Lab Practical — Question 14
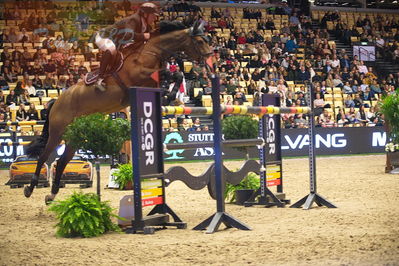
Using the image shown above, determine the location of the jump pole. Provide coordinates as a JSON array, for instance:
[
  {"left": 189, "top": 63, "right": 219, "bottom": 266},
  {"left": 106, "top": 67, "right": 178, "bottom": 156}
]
[
  {"left": 290, "top": 82, "right": 337, "bottom": 210},
  {"left": 192, "top": 75, "right": 251, "bottom": 233}
]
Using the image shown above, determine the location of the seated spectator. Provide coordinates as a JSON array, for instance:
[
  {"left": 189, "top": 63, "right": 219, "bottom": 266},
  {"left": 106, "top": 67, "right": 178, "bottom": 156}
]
[
  {"left": 14, "top": 81, "right": 24, "bottom": 96},
  {"left": 343, "top": 81, "right": 354, "bottom": 94},
  {"left": 357, "top": 61, "right": 368, "bottom": 74},
  {"left": 361, "top": 87, "right": 375, "bottom": 101},
  {"left": 355, "top": 105, "right": 369, "bottom": 126},
  {"left": 19, "top": 89, "right": 30, "bottom": 105},
  {"left": 32, "top": 74, "right": 43, "bottom": 90},
  {"left": 6, "top": 90, "right": 19, "bottom": 106},
  {"left": 345, "top": 107, "right": 358, "bottom": 123},
  {"left": 17, "top": 28, "right": 31, "bottom": 42},
  {"left": 233, "top": 91, "right": 246, "bottom": 105},
  {"left": 8, "top": 28, "right": 19, "bottom": 43},
  {"left": 322, "top": 44, "right": 332, "bottom": 56},
  {"left": 211, "top": 7, "right": 221, "bottom": 19},
  {"left": 369, "top": 80, "right": 381, "bottom": 94},
  {"left": 287, "top": 65, "right": 299, "bottom": 81},
  {"left": 337, "top": 112, "right": 349, "bottom": 126},
  {"left": 0, "top": 113, "right": 9, "bottom": 132},
  {"left": 0, "top": 91, "right": 4, "bottom": 104},
  {"left": 313, "top": 92, "right": 325, "bottom": 116},
  {"left": 1, "top": 47, "right": 12, "bottom": 65},
  {"left": 0, "top": 75, "right": 9, "bottom": 90},
  {"left": 366, "top": 106, "right": 377, "bottom": 125},
  {"left": 285, "top": 92, "right": 295, "bottom": 107},
  {"left": 332, "top": 74, "right": 343, "bottom": 88},
  {"left": 251, "top": 68, "right": 263, "bottom": 82},
  {"left": 351, "top": 80, "right": 360, "bottom": 93},
  {"left": 344, "top": 94, "right": 355, "bottom": 108},
  {"left": 285, "top": 36, "right": 298, "bottom": 53},
  {"left": 237, "top": 33, "right": 247, "bottom": 47},
  {"left": 47, "top": 39, "right": 57, "bottom": 54},
  {"left": 29, "top": 59, "right": 44, "bottom": 75},
  {"left": 225, "top": 95, "right": 233, "bottom": 105},
  {"left": 27, "top": 103, "right": 39, "bottom": 121},
  {"left": 322, "top": 115, "right": 335, "bottom": 128},
  {"left": 21, "top": 47, "right": 32, "bottom": 64},
  {"left": 189, "top": 118, "right": 202, "bottom": 131},
  {"left": 40, "top": 102, "right": 49, "bottom": 121},
  {"left": 284, "top": 116, "right": 295, "bottom": 129},
  {"left": 298, "top": 66, "right": 310, "bottom": 82},
  {"left": 178, "top": 119, "right": 191, "bottom": 131},
  {"left": 25, "top": 80, "right": 36, "bottom": 97},
  {"left": 43, "top": 73, "right": 56, "bottom": 90},
  {"left": 16, "top": 103, "right": 28, "bottom": 121},
  {"left": 294, "top": 113, "right": 307, "bottom": 126},
  {"left": 353, "top": 93, "right": 365, "bottom": 108},
  {"left": 330, "top": 55, "right": 340, "bottom": 68},
  {"left": 318, "top": 109, "right": 329, "bottom": 125}
]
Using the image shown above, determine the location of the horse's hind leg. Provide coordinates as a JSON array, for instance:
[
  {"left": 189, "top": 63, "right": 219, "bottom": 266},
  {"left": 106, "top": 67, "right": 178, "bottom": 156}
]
[
  {"left": 24, "top": 134, "right": 62, "bottom": 198},
  {"left": 45, "top": 144, "right": 76, "bottom": 204}
]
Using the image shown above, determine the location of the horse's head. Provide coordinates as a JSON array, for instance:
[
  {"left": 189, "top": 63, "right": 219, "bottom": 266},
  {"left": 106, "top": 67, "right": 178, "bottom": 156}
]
[{"left": 185, "top": 20, "right": 213, "bottom": 62}]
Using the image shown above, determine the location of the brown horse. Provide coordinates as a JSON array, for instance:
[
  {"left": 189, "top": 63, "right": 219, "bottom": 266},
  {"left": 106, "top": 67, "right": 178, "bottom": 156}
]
[{"left": 24, "top": 21, "right": 212, "bottom": 204}]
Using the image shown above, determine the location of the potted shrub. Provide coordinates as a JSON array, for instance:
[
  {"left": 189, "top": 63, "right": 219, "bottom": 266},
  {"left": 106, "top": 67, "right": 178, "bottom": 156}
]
[
  {"left": 224, "top": 172, "right": 260, "bottom": 205},
  {"left": 222, "top": 115, "right": 259, "bottom": 204},
  {"left": 64, "top": 113, "right": 131, "bottom": 199},
  {"left": 380, "top": 92, "right": 399, "bottom": 172},
  {"left": 48, "top": 191, "right": 121, "bottom": 237},
  {"left": 222, "top": 115, "right": 258, "bottom": 159},
  {"left": 112, "top": 164, "right": 133, "bottom": 190}
]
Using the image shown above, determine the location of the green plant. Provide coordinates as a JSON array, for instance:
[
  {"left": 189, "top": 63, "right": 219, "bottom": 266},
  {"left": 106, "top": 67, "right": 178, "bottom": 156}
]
[
  {"left": 113, "top": 164, "right": 133, "bottom": 190},
  {"left": 224, "top": 172, "right": 260, "bottom": 203},
  {"left": 63, "top": 113, "right": 131, "bottom": 157},
  {"left": 48, "top": 192, "right": 121, "bottom": 238},
  {"left": 380, "top": 92, "right": 399, "bottom": 148},
  {"left": 222, "top": 115, "right": 258, "bottom": 158}
]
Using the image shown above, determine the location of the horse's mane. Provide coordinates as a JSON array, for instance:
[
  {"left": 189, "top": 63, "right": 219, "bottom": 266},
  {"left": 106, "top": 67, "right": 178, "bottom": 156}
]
[{"left": 159, "top": 21, "right": 187, "bottom": 35}]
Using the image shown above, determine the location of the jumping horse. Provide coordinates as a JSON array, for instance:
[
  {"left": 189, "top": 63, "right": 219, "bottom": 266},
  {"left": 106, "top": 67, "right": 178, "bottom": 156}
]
[{"left": 24, "top": 21, "right": 212, "bottom": 204}]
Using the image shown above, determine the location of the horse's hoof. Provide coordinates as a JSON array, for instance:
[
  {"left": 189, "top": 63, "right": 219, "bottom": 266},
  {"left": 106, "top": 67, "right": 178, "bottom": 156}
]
[
  {"left": 24, "top": 186, "right": 32, "bottom": 198},
  {"left": 45, "top": 195, "right": 55, "bottom": 205}
]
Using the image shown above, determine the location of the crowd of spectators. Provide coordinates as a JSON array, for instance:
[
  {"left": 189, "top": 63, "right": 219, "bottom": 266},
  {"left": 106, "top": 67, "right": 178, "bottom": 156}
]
[
  {"left": 1, "top": 0, "right": 399, "bottom": 133},
  {"left": 0, "top": 0, "right": 138, "bottom": 132},
  {"left": 330, "top": 11, "right": 399, "bottom": 64},
  {"left": 160, "top": 5, "right": 399, "bottom": 131}
]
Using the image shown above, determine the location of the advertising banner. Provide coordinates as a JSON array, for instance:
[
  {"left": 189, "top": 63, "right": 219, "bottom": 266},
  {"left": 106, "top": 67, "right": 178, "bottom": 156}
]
[
  {"left": 161, "top": 127, "right": 387, "bottom": 161},
  {"left": 0, "top": 127, "right": 387, "bottom": 165}
]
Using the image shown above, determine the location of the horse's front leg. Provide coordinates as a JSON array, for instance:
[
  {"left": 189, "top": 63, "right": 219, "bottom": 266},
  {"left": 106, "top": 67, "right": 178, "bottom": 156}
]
[{"left": 45, "top": 144, "right": 76, "bottom": 205}]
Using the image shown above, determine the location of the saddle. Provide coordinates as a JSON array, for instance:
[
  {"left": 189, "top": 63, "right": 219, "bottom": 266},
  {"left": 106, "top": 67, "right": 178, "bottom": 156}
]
[{"left": 84, "top": 52, "right": 124, "bottom": 86}]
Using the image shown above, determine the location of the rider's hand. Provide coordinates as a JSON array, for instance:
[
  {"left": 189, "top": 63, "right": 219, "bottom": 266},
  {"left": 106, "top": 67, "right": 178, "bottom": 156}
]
[{"left": 144, "top": 33, "right": 150, "bottom": 40}]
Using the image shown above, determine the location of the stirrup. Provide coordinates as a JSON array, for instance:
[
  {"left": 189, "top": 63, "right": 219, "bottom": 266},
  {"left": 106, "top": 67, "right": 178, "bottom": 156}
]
[{"left": 96, "top": 78, "right": 106, "bottom": 92}]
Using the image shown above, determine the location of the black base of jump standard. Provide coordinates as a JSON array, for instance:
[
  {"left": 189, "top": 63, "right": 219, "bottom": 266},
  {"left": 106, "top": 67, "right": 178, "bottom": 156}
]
[
  {"left": 244, "top": 190, "right": 290, "bottom": 208},
  {"left": 125, "top": 204, "right": 187, "bottom": 235},
  {"left": 193, "top": 211, "right": 251, "bottom": 234},
  {"left": 290, "top": 192, "right": 336, "bottom": 210}
]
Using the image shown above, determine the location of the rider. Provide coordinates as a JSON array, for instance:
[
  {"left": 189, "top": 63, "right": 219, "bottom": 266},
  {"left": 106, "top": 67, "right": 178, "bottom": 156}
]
[{"left": 95, "top": 2, "right": 159, "bottom": 91}]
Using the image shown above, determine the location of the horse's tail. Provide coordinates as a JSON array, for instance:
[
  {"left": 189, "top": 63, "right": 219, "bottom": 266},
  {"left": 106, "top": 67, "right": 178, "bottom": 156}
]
[{"left": 26, "top": 99, "right": 57, "bottom": 158}]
